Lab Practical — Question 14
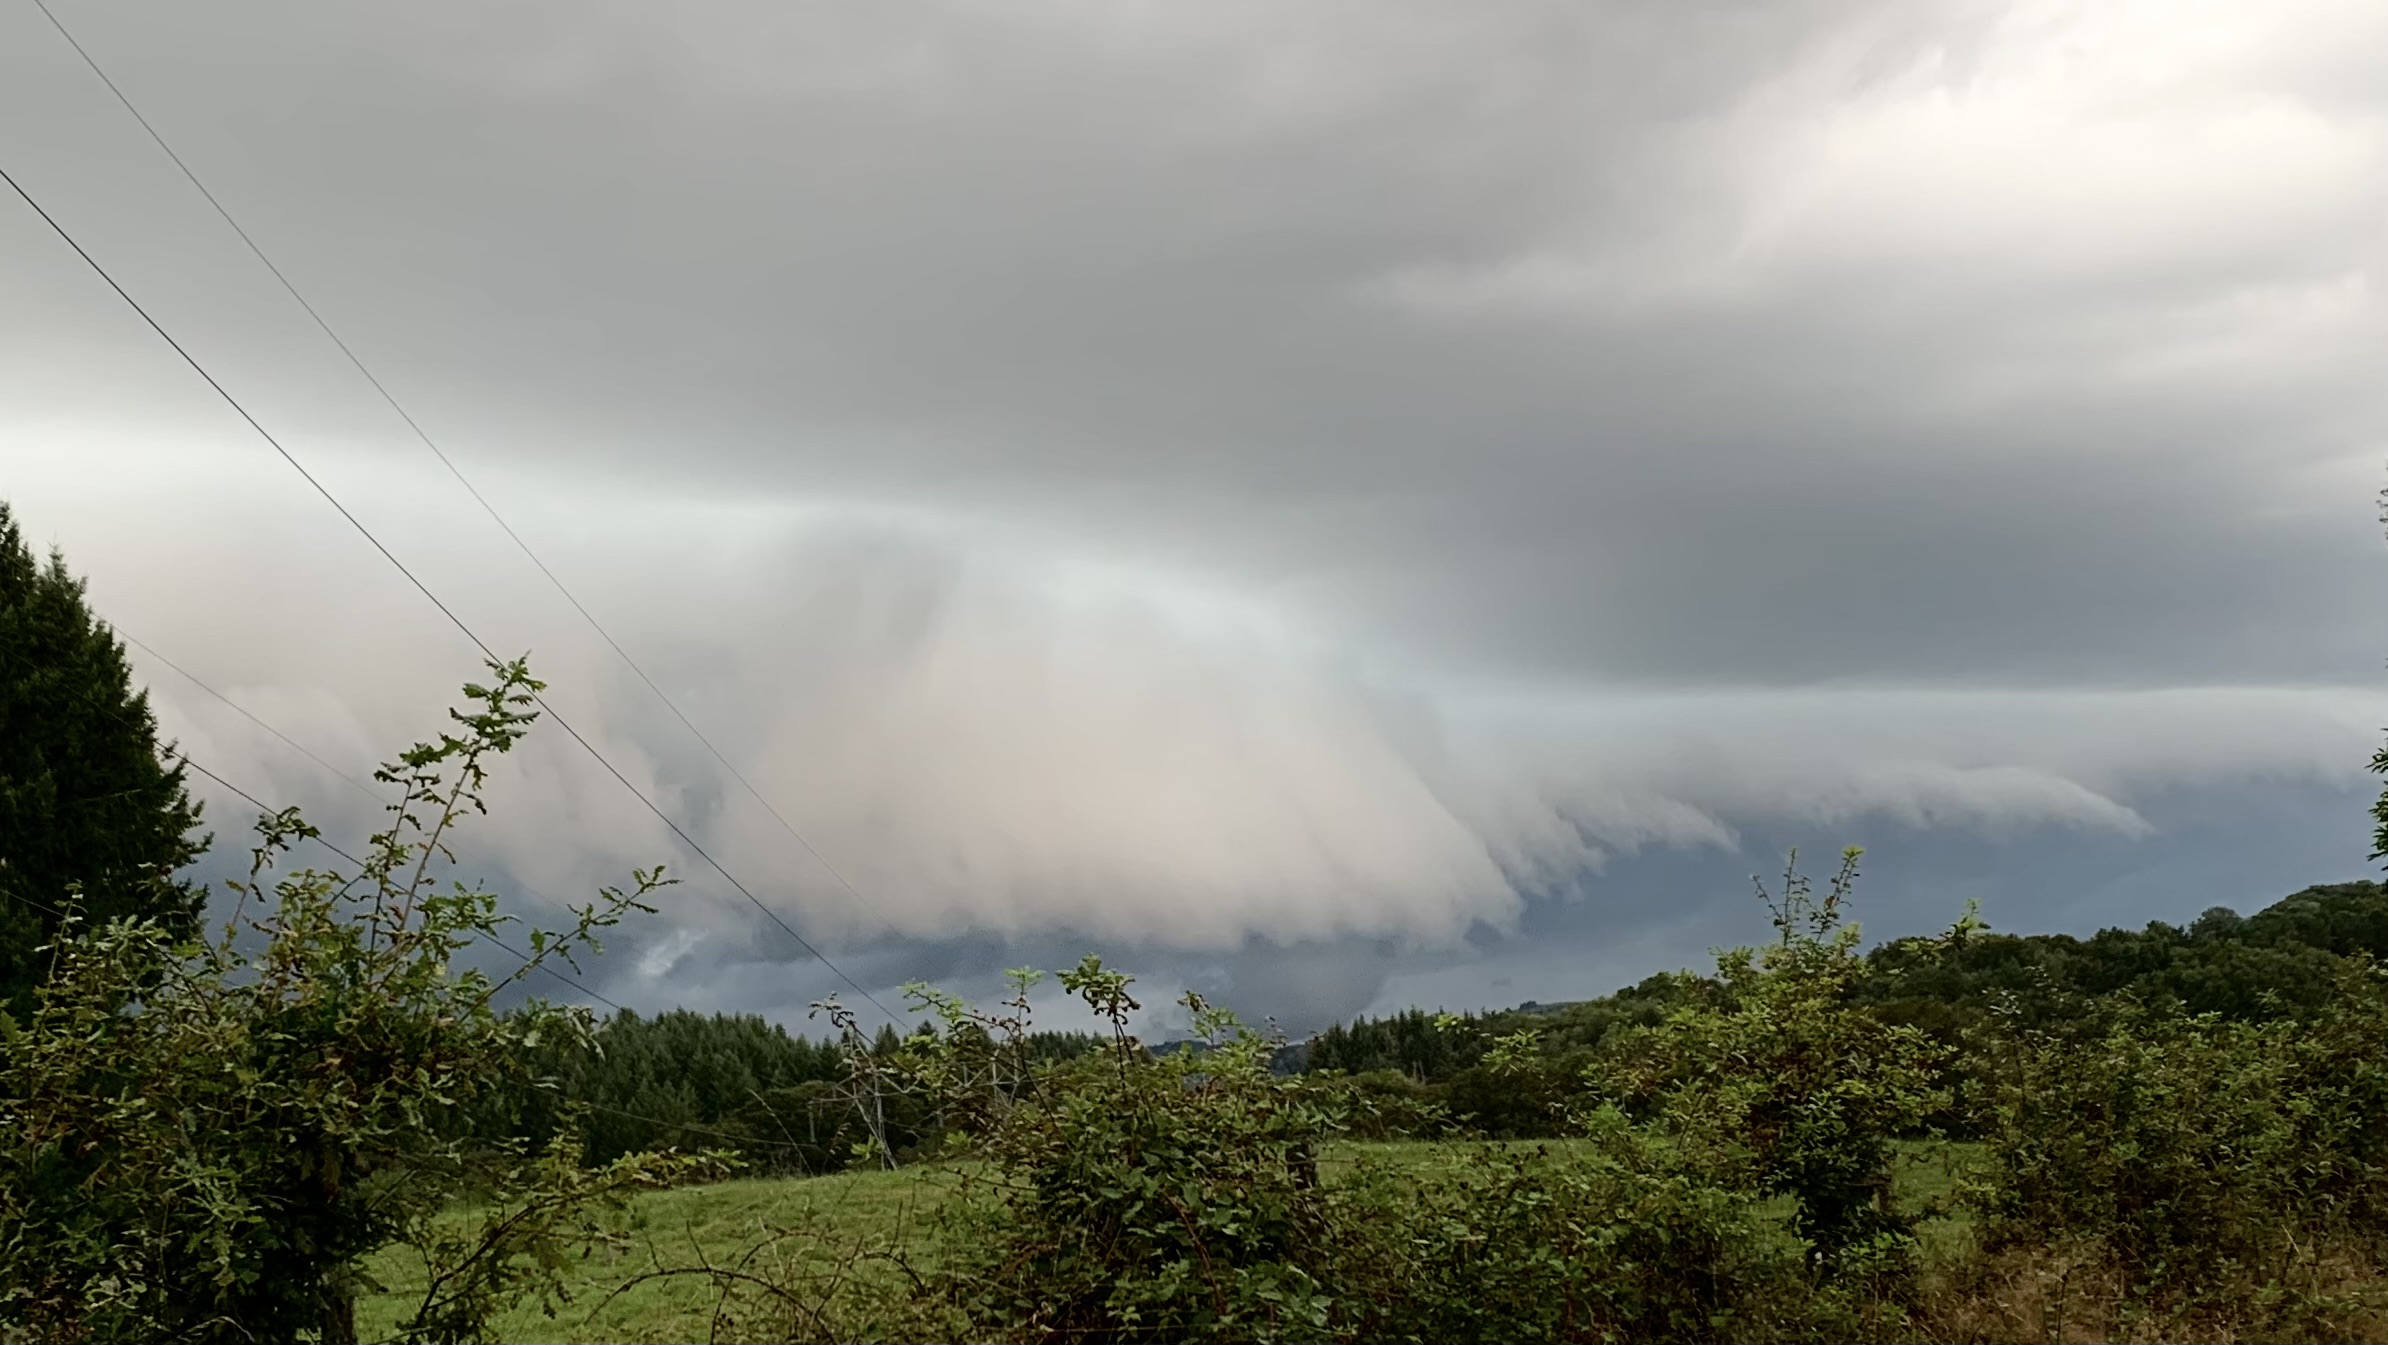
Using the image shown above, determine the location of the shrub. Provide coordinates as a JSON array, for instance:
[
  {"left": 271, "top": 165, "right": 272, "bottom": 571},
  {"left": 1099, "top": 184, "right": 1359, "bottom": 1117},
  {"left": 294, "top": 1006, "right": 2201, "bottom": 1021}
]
[
  {"left": 0, "top": 659, "right": 705, "bottom": 1343},
  {"left": 1326, "top": 1120, "right": 1827, "bottom": 1344},
  {"left": 1591, "top": 849, "right": 1950, "bottom": 1263},
  {"left": 1970, "top": 957, "right": 2388, "bottom": 1288},
  {"left": 1319, "top": 1068, "right": 1450, "bottom": 1141},
  {"left": 904, "top": 961, "right": 1347, "bottom": 1343}
]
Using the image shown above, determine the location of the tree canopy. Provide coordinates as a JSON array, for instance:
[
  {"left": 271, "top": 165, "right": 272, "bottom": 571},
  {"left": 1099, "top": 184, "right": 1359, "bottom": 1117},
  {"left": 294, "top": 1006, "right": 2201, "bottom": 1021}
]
[{"left": 0, "top": 500, "right": 206, "bottom": 1016}]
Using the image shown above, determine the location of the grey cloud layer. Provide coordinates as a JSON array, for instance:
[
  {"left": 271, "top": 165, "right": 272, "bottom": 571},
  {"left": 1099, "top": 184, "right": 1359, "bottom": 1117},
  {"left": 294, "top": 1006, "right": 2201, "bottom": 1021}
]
[{"left": 10, "top": 0, "right": 2381, "bottom": 688}]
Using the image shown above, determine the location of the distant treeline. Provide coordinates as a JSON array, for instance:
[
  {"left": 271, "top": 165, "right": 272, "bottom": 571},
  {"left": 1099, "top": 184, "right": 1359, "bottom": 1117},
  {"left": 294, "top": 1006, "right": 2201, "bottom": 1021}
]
[
  {"left": 1302, "top": 880, "right": 2388, "bottom": 1137},
  {"left": 480, "top": 881, "right": 2388, "bottom": 1166},
  {"left": 480, "top": 1008, "right": 1107, "bottom": 1173}
]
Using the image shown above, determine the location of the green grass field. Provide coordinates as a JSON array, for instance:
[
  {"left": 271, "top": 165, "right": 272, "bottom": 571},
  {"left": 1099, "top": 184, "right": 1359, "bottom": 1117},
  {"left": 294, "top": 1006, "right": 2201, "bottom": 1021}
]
[
  {"left": 358, "top": 1139, "right": 1986, "bottom": 1344},
  {"left": 357, "top": 1161, "right": 970, "bottom": 1344}
]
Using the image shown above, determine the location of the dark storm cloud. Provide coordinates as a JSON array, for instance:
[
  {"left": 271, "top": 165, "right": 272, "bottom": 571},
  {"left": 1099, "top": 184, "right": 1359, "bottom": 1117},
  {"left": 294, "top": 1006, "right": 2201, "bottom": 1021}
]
[
  {"left": 14, "top": 0, "right": 2382, "bottom": 686},
  {"left": 3, "top": 1, "right": 2384, "bottom": 1027}
]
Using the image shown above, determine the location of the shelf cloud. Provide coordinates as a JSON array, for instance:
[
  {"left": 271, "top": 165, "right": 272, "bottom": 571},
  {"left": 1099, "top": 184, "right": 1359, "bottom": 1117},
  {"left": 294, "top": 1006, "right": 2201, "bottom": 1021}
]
[{"left": 3, "top": 0, "right": 2382, "bottom": 1026}]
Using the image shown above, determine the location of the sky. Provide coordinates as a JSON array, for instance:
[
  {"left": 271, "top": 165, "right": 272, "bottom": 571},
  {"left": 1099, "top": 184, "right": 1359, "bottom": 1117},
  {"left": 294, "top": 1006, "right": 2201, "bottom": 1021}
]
[{"left": 3, "top": 0, "right": 2385, "bottom": 1034}]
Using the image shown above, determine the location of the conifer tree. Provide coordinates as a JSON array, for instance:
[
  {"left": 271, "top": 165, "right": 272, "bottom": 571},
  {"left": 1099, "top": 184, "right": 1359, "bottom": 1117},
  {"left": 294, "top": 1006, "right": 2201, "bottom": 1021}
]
[{"left": 0, "top": 500, "right": 206, "bottom": 1015}]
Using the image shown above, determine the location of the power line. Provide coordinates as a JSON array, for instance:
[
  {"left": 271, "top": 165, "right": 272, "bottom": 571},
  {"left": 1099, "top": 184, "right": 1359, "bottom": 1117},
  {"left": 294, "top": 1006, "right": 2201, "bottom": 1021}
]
[
  {"left": 16, "top": 11, "right": 896, "bottom": 1022},
  {"left": 20, "top": 671, "right": 895, "bottom": 1148},
  {"left": 61, "top": 666, "right": 632, "bottom": 1013},
  {"left": 182, "top": 749, "right": 628, "bottom": 1011},
  {"left": 120, "top": 631, "right": 383, "bottom": 806},
  {"left": 18, "top": 688, "right": 623, "bottom": 1010},
  {"left": 8, "top": 718, "right": 879, "bottom": 1157},
  {"left": 121, "top": 628, "right": 578, "bottom": 918},
  {"left": 0, "top": 158, "right": 899, "bottom": 1025},
  {"left": 31, "top": 0, "right": 896, "bottom": 1002},
  {"left": 25, "top": 690, "right": 853, "bottom": 1141}
]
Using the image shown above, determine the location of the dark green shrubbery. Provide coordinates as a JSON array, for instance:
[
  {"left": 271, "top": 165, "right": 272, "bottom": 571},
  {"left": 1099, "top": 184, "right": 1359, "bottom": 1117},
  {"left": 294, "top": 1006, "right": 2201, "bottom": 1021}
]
[
  {"left": 1969, "top": 960, "right": 2388, "bottom": 1295},
  {"left": 763, "top": 849, "right": 2385, "bottom": 1344},
  {"left": 1893, "top": 957, "right": 2388, "bottom": 1341},
  {"left": 1328, "top": 1127, "right": 1821, "bottom": 1345},
  {"left": 1592, "top": 850, "right": 1949, "bottom": 1266},
  {"left": 1307, "top": 878, "right": 2388, "bottom": 1142},
  {"left": 1319, "top": 1067, "right": 1449, "bottom": 1140},
  {"left": 901, "top": 962, "right": 1349, "bottom": 1343},
  {"left": 795, "top": 957, "right": 1831, "bottom": 1345}
]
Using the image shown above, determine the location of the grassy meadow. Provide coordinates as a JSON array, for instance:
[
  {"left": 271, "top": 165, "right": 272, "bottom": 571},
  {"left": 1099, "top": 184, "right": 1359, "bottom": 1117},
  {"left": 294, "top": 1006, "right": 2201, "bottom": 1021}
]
[{"left": 358, "top": 1139, "right": 1986, "bottom": 1344}]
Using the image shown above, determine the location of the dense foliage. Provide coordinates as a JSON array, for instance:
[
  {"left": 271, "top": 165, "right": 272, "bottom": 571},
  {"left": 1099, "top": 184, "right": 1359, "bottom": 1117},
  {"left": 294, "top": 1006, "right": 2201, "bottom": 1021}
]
[
  {"left": 1302, "top": 877, "right": 2388, "bottom": 1141},
  {"left": 489, "top": 1007, "right": 853, "bottom": 1174},
  {"left": 1591, "top": 850, "right": 1950, "bottom": 1260},
  {"left": 13, "top": 752, "right": 2388, "bottom": 1342},
  {"left": 472, "top": 1005, "right": 1106, "bottom": 1177},
  {"left": 0, "top": 499, "right": 206, "bottom": 1017},
  {"left": 0, "top": 661, "right": 702, "bottom": 1344},
  {"left": 1967, "top": 956, "right": 2388, "bottom": 1258}
]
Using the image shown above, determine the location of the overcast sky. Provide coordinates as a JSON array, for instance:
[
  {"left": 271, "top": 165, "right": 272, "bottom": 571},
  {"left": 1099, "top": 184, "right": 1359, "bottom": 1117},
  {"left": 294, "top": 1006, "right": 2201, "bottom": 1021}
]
[{"left": 4, "top": 0, "right": 2384, "bottom": 1032}]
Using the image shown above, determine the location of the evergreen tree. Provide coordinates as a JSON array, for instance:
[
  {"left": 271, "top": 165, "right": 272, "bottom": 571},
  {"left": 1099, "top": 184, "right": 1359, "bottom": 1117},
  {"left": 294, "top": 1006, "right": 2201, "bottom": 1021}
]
[{"left": 0, "top": 500, "right": 206, "bottom": 1016}]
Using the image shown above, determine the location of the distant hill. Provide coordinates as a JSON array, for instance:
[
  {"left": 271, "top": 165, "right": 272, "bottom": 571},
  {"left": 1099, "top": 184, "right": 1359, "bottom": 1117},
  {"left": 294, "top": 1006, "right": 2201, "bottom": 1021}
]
[{"left": 1304, "top": 879, "right": 2388, "bottom": 1084}]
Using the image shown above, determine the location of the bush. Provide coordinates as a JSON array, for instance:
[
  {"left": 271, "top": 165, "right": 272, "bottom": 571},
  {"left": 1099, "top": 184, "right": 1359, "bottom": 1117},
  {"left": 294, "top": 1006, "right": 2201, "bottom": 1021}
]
[
  {"left": 1319, "top": 1069, "right": 1450, "bottom": 1141},
  {"left": 1327, "top": 1122, "right": 1829, "bottom": 1344},
  {"left": 1592, "top": 849, "right": 1949, "bottom": 1263},
  {"left": 905, "top": 961, "right": 1346, "bottom": 1343},
  {"left": 1970, "top": 958, "right": 2388, "bottom": 1288},
  {"left": 0, "top": 660, "right": 705, "bottom": 1344}
]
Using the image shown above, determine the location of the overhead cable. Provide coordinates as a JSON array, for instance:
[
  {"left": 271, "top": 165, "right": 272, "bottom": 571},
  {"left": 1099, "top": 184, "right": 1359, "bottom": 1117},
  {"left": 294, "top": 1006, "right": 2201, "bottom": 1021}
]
[
  {"left": 30, "top": 0, "right": 897, "bottom": 999},
  {"left": 0, "top": 157, "right": 899, "bottom": 1024}
]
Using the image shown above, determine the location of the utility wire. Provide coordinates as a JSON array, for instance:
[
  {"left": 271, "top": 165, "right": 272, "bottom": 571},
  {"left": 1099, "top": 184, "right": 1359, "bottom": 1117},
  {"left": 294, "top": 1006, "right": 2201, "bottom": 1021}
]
[
  {"left": 33, "top": 753, "right": 824, "bottom": 1152},
  {"left": 31, "top": 0, "right": 895, "bottom": 997},
  {"left": 179, "top": 751, "right": 629, "bottom": 1012},
  {"left": 120, "top": 631, "right": 384, "bottom": 807},
  {"left": 26, "top": 665, "right": 880, "bottom": 1148},
  {"left": 35, "top": 702, "right": 879, "bottom": 1146},
  {"left": 13, "top": 694, "right": 623, "bottom": 1011},
  {"left": 63, "top": 666, "right": 633, "bottom": 1013},
  {"left": 121, "top": 628, "right": 582, "bottom": 919},
  {"left": 0, "top": 158, "right": 899, "bottom": 1025}
]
